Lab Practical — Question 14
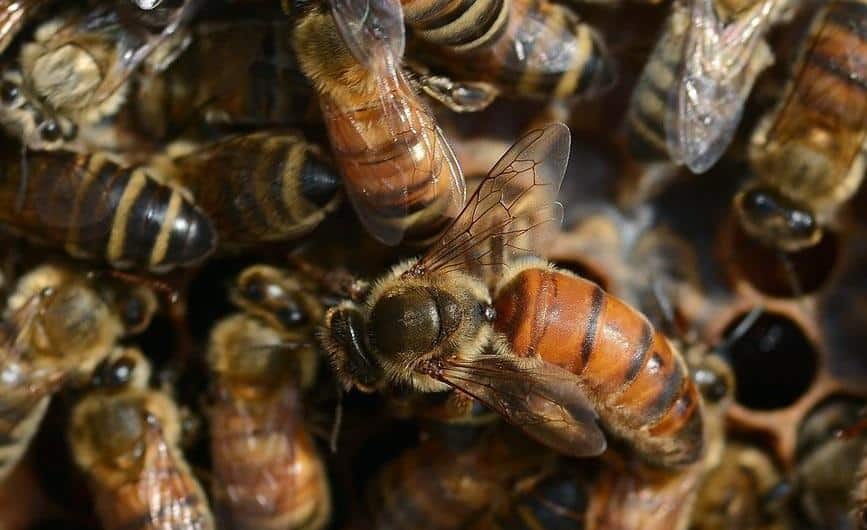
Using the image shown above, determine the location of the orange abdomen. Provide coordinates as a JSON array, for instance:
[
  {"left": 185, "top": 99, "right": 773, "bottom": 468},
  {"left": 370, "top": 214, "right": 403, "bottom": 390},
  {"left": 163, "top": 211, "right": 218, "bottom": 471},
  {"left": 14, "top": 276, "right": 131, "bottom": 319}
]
[
  {"left": 320, "top": 78, "right": 461, "bottom": 244},
  {"left": 493, "top": 265, "right": 703, "bottom": 467}
]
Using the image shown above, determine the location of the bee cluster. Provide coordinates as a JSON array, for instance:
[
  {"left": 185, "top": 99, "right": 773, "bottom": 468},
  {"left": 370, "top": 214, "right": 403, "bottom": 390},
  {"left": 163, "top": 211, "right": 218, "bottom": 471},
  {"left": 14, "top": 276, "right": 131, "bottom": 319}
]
[{"left": 0, "top": 0, "right": 864, "bottom": 529}]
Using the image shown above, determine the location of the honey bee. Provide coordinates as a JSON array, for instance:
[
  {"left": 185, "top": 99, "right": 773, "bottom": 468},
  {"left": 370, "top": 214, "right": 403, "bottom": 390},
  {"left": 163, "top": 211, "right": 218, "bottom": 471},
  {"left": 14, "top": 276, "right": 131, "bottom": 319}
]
[
  {"left": 794, "top": 397, "right": 866, "bottom": 530},
  {"left": 367, "top": 425, "right": 550, "bottom": 530},
  {"left": 69, "top": 386, "right": 215, "bottom": 530},
  {"left": 293, "top": 0, "right": 466, "bottom": 246},
  {"left": 0, "top": 264, "right": 130, "bottom": 481},
  {"left": 319, "top": 123, "right": 705, "bottom": 468},
  {"left": 735, "top": 0, "right": 867, "bottom": 252},
  {"left": 208, "top": 313, "right": 331, "bottom": 530},
  {"left": 401, "top": 0, "right": 615, "bottom": 101},
  {"left": 0, "top": 1, "right": 199, "bottom": 153},
  {"left": 625, "top": 0, "right": 777, "bottom": 173},
  {"left": 129, "top": 18, "right": 317, "bottom": 139},
  {"left": 691, "top": 443, "right": 787, "bottom": 530},
  {"left": 165, "top": 132, "right": 341, "bottom": 249},
  {"left": 0, "top": 144, "right": 216, "bottom": 271}
]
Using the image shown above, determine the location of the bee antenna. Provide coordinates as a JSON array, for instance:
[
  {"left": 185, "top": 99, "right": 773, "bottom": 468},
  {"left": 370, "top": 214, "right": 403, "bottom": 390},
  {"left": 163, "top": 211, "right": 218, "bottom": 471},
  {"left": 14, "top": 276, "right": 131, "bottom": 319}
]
[
  {"left": 777, "top": 250, "right": 805, "bottom": 300},
  {"left": 329, "top": 383, "right": 343, "bottom": 454},
  {"left": 716, "top": 305, "right": 765, "bottom": 356},
  {"left": 16, "top": 141, "right": 28, "bottom": 213},
  {"left": 651, "top": 277, "right": 678, "bottom": 334},
  {"left": 93, "top": 269, "right": 180, "bottom": 304}
]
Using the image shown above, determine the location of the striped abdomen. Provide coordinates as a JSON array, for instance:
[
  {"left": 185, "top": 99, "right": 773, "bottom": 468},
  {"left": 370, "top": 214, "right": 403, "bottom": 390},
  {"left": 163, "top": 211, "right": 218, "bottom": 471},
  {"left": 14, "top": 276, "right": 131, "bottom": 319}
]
[
  {"left": 321, "top": 81, "right": 461, "bottom": 244},
  {"left": 172, "top": 132, "right": 340, "bottom": 248},
  {"left": 0, "top": 147, "right": 216, "bottom": 271},
  {"left": 493, "top": 264, "right": 703, "bottom": 468},
  {"left": 750, "top": 0, "right": 867, "bottom": 213},
  {"left": 211, "top": 390, "right": 331, "bottom": 530},
  {"left": 131, "top": 21, "right": 313, "bottom": 139},
  {"left": 624, "top": 9, "right": 688, "bottom": 163},
  {"left": 0, "top": 393, "right": 49, "bottom": 481},
  {"left": 403, "top": 0, "right": 613, "bottom": 98},
  {"left": 94, "top": 450, "right": 214, "bottom": 530}
]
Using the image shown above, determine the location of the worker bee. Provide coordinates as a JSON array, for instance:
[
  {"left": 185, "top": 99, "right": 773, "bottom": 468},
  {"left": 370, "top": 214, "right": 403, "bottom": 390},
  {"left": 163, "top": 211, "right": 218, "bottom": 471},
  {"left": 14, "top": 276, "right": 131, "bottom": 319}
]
[
  {"left": 293, "top": 0, "right": 465, "bottom": 246},
  {"left": 794, "top": 397, "right": 867, "bottom": 530},
  {"left": 319, "top": 123, "right": 705, "bottom": 468},
  {"left": 129, "top": 17, "right": 317, "bottom": 140},
  {"left": 69, "top": 386, "right": 215, "bottom": 530},
  {"left": 691, "top": 443, "right": 788, "bottom": 530},
  {"left": 208, "top": 313, "right": 331, "bottom": 530},
  {"left": 0, "top": 263, "right": 132, "bottom": 481},
  {"left": 367, "top": 425, "right": 550, "bottom": 530},
  {"left": 625, "top": 0, "right": 777, "bottom": 174},
  {"left": 0, "top": 1, "right": 199, "bottom": 154},
  {"left": 0, "top": 144, "right": 216, "bottom": 271},
  {"left": 402, "top": 0, "right": 615, "bottom": 102},
  {"left": 165, "top": 132, "right": 341, "bottom": 249},
  {"left": 735, "top": 0, "right": 867, "bottom": 252}
]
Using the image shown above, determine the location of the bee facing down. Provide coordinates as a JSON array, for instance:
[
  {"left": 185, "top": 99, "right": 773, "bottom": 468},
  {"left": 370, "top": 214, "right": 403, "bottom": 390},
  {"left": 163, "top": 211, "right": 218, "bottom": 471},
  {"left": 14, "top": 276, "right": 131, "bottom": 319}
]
[
  {"left": 293, "top": 0, "right": 466, "bottom": 246},
  {"left": 319, "top": 123, "right": 705, "bottom": 468}
]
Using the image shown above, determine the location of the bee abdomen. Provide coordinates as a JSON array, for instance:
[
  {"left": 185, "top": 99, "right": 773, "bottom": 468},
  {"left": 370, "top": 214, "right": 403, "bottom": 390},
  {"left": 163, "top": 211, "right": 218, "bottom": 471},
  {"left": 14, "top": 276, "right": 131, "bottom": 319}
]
[
  {"left": 624, "top": 10, "right": 687, "bottom": 163},
  {"left": 494, "top": 265, "right": 703, "bottom": 467},
  {"left": 174, "top": 132, "right": 340, "bottom": 247},
  {"left": 0, "top": 148, "right": 215, "bottom": 271}
]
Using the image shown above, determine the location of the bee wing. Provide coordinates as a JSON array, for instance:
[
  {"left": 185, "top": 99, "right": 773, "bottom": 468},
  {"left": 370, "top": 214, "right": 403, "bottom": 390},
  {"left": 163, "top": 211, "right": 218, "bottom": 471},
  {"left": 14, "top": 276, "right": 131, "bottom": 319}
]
[
  {"left": 211, "top": 382, "right": 301, "bottom": 514},
  {"left": 137, "top": 416, "right": 207, "bottom": 529},
  {"left": 411, "top": 123, "right": 569, "bottom": 278},
  {"left": 427, "top": 355, "right": 606, "bottom": 457},
  {"left": 666, "top": 0, "right": 775, "bottom": 173},
  {"left": 330, "top": 0, "right": 405, "bottom": 67},
  {"left": 92, "top": 0, "right": 204, "bottom": 104},
  {"left": 328, "top": 0, "right": 465, "bottom": 245}
]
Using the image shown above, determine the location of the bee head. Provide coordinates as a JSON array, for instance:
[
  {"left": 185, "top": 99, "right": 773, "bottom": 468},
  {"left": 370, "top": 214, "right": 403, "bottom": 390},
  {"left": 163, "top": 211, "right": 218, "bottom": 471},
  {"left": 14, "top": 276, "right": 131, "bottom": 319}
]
[{"left": 734, "top": 185, "right": 820, "bottom": 252}]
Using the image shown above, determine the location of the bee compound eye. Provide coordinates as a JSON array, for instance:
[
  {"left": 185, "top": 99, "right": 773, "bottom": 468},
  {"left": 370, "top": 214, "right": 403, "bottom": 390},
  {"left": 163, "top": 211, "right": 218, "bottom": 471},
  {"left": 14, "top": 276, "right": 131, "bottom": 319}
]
[
  {"left": 39, "top": 119, "right": 62, "bottom": 142},
  {"left": 0, "top": 81, "right": 19, "bottom": 104}
]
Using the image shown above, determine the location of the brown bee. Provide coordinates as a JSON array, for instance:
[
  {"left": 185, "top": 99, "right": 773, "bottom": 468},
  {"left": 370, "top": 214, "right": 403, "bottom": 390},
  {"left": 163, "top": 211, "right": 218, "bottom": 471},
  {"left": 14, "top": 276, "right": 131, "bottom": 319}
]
[
  {"left": 0, "top": 2, "right": 197, "bottom": 154},
  {"left": 0, "top": 144, "right": 216, "bottom": 271},
  {"left": 208, "top": 313, "right": 331, "bottom": 530},
  {"left": 401, "top": 0, "right": 615, "bottom": 102},
  {"left": 69, "top": 386, "right": 215, "bottom": 530},
  {"left": 165, "top": 132, "right": 342, "bottom": 249},
  {"left": 367, "top": 425, "right": 550, "bottom": 530},
  {"left": 319, "top": 123, "right": 705, "bottom": 468},
  {"left": 128, "top": 17, "right": 317, "bottom": 140},
  {"left": 736, "top": 0, "right": 867, "bottom": 252},
  {"left": 624, "top": 0, "right": 776, "bottom": 174},
  {"left": 0, "top": 264, "right": 131, "bottom": 481},
  {"left": 293, "top": 0, "right": 465, "bottom": 245}
]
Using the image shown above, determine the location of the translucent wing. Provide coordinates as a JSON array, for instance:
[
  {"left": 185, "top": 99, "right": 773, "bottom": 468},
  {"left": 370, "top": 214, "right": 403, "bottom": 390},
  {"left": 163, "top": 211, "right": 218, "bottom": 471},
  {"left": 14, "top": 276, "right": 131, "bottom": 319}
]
[
  {"left": 326, "top": 0, "right": 465, "bottom": 245},
  {"left": 410, "top": 123, "right": 569, "bottom": 278},
  {"left": 330, "top": 0, "right": 405, "bottom": 66},
  {"left": 93, "top": 0, "right": 204, "bottom": 103},
  {"left": 139, "top": 416, "right": 209, "bottom": 530},
  {"left": 134, "top": 0, "right": 163, "bottom": 8},
  {"left": 666, "top": 0, "right": 776, "bottom": 173},
  {"left": 421, "top": 354, "right": 606, "bottom": 457},
  {"left": 211, "top": 382, "right": 300, "bottom": 516}
]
